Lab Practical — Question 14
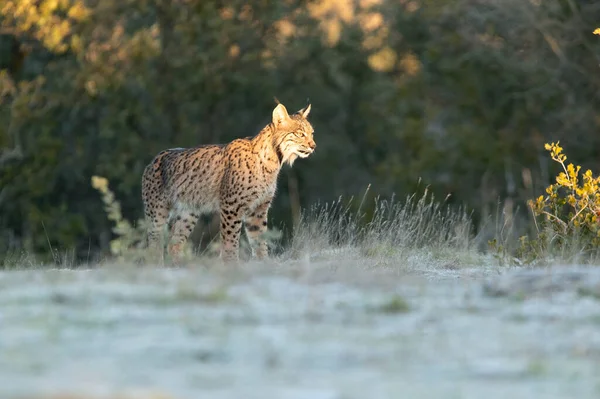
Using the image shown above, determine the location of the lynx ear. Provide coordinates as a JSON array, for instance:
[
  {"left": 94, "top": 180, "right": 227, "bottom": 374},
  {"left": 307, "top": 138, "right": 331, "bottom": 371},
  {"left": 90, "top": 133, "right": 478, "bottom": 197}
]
[
  {"left": 272, "top": 103, "right": 290, "bottom": 125},
  {"left": 298, "top": 103, "right": 311, "bottom": 118}
]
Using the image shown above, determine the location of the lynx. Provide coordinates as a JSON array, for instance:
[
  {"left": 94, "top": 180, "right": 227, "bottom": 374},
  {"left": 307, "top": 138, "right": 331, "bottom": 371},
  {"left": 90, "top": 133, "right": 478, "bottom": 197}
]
[{"left": 141, "top": 101, "right": 315, "bottom": 263}]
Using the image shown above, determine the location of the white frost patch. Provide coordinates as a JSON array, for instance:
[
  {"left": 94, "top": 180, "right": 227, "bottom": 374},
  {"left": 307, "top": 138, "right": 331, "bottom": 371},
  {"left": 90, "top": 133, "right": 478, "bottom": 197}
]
[{"left": 1, "top": 264, "right": 599, "bottom": 399}]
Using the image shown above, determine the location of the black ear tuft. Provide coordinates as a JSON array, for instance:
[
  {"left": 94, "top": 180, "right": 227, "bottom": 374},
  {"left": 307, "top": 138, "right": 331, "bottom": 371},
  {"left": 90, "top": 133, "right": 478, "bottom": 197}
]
[{"left": 298, "top": 102, "right": 311, "bottom": 118}]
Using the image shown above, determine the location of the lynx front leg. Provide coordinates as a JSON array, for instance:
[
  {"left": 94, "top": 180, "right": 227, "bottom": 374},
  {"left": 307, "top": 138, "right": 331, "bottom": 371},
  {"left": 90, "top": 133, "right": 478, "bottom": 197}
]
[
  {"left": 219, "top": 204, "right": 245, "bottom": 264},
  {"left": 168, "top": 211, "right": 199, "bottom": 262},
  {"left": 245, "top": 200, "right": 272, "bottom": 260}
]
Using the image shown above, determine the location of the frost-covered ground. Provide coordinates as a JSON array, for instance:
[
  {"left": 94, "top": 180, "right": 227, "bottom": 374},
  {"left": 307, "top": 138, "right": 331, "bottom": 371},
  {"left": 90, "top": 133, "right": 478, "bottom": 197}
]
[{"left": 1, "top": 255, "right": 600, "bottom": 399}]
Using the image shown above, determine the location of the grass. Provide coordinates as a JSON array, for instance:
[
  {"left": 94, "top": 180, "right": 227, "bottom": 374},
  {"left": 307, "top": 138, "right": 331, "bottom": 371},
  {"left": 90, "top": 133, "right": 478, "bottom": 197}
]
[
  {"left": 376, "top": 295, "right": 411, "bottom": 314},
  {"left": 3, "top": 179, "right": 599, "bottom": 270},
  {"left": 282, "top": 187, "right": 484, "bottom": 272},
  {"left": 2, "top": 189, "right": 599, "bottom": 399},
  {"left": 0, "top": 183, "right": 485, "bottom": 270},
  {"left": 577, "top": 286, "right": 600, "bottom": 300},
  {"left": 174, "top": 284, "right": 230, "bottom": 304}
]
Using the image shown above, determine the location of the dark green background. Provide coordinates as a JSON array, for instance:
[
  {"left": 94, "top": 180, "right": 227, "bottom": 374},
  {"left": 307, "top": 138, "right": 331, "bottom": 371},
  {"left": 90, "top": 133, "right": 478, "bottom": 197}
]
[{"left": 1, "top": 0, "right": 599, "bottom": 262}]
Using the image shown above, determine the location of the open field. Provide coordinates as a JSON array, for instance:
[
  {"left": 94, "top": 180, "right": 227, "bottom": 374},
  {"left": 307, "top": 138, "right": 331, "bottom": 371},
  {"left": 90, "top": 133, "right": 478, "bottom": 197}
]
[
  {"left": 2, "top": 252, "right": 600, "bottom": 399},
  {"left": 3, "top": 1, "right": 600, "bottom": 397}
]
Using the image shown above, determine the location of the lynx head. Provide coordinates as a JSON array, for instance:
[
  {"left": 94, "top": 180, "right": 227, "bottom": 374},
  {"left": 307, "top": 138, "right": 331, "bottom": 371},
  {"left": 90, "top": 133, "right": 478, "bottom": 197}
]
[{"left": 271, "top": 102, "right": 316, "bottom": 166}]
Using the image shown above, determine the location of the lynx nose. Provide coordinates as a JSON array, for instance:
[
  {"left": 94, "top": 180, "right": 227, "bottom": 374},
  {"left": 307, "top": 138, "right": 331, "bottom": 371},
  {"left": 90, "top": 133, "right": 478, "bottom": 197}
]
[{"left": 309, "top": 140, "right": 316, "bottom": 150}]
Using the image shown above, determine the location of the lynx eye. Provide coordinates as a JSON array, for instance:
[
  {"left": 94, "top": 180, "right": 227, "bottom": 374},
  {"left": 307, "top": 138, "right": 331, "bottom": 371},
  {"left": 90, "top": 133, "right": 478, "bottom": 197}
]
[{"left": 294, "top": 131, "right": 305, "bottom": 137}]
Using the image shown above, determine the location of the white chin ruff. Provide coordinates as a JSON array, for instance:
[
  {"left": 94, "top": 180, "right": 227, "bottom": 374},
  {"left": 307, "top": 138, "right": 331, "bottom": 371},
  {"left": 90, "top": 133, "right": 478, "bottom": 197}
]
[
  {"left": 282, "top": 149, "right": 311, "bottom": 166},
  {"left": 281, "top": 152, "right": 298, "bottom": 166}
]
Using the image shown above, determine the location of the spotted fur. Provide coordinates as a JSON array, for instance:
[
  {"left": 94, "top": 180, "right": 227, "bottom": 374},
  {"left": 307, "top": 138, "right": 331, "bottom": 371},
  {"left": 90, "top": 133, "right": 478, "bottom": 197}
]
[{"left": 141, "top": 102, "right": 315, "bottom": 263}]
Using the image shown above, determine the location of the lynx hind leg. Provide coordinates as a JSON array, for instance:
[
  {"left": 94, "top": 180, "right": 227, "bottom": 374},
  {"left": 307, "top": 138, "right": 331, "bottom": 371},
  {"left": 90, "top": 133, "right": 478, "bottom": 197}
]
[
  {"left": 143, "top": 196, "right": 169, "bottom": 264},
  {"left": 168, "top": 211, "right": 200, "bottom": 262},
  {"left": 219, "top": 204, "right": 245, "bottom": 264},
  {"left": 244, "top": 200, "right": 271, "bottom": 260}
]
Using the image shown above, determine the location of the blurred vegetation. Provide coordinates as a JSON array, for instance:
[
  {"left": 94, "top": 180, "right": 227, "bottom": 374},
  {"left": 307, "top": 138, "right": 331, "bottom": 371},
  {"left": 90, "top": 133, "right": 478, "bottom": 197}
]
[{"left": 1, "top": 0, "right": 600, "bottom": 264}]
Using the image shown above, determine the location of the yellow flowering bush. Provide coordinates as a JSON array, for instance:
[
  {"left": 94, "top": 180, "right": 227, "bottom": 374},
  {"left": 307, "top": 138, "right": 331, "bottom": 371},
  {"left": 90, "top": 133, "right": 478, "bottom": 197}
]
[
  {"left": 91, "top": 175, "right": 147, "bottom": 259},
  {"left": 525, "top": 142, "right": 600, "bottom": 260}
]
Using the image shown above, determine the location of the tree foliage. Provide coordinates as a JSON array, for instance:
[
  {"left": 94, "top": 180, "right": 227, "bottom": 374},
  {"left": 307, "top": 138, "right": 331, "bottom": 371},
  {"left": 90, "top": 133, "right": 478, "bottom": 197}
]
[{"left": 1, "top": 0, "right": 600, "bottom": 261}]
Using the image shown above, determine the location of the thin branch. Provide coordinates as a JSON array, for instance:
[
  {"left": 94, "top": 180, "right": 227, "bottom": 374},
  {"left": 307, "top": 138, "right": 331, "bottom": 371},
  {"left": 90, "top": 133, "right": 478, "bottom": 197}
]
[
  {"left": 540, "top": 210, "right": 568, "bottom": 232},
  {"left": 569, "top": 202, "right": 588, "bottom": 225},
  {"left": 0, "top": 145, "right": 23, "bottom": 166}
]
